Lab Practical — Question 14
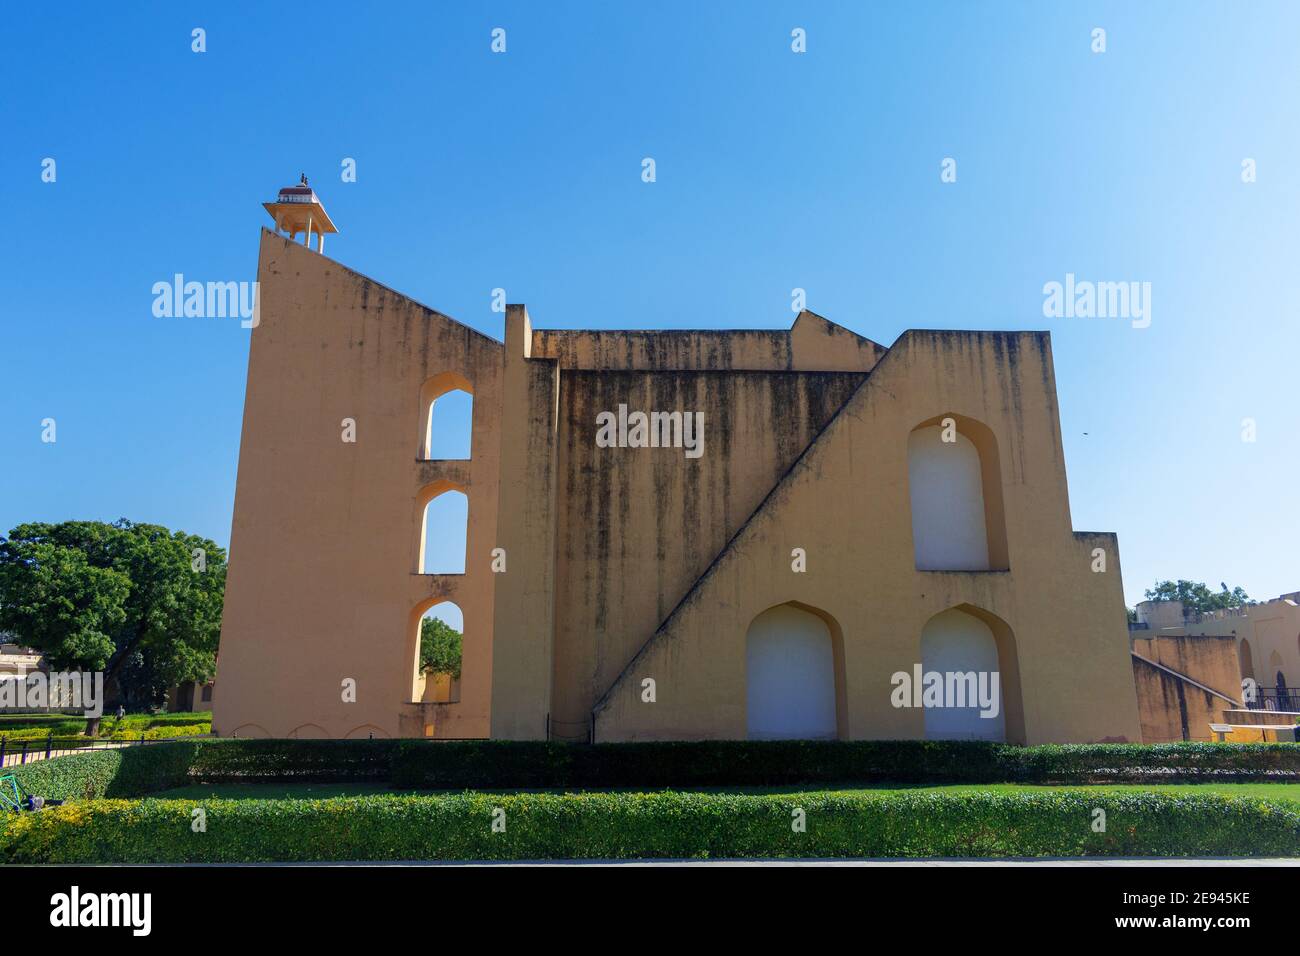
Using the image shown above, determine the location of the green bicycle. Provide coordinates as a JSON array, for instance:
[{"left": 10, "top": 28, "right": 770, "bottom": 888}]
[{"left": 0, "top": 773, "right": 63, "bottom": 813}]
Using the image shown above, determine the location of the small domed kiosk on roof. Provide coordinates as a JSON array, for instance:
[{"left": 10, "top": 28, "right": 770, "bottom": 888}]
[{"left": 263, "top": 174, "right": 337, "bottom": 254}]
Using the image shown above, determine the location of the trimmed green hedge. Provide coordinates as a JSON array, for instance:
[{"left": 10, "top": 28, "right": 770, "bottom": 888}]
[
  {"left": 3, "top": 790, "right": 1298, "bottom": 863},
  {"left": 5, "top": 745, "right": 200, "bottom": 800},
  {"left": 12, "top": 739, "right": 1300, "bottom": 804},
  {"left": 0, "top": 714, "right": 79, "bottom": 729},
  {"left": 0, "top": 711, "right": 211, "bottom": 742},
  {"left": 390, "top": 740, "right": 1300, "bottom": 788},
  {"left": 123, "top": 713, "right": 212, "bottom": 727},
  {"left": 101, "top": 723, "right": 210, "bottom": 742}
]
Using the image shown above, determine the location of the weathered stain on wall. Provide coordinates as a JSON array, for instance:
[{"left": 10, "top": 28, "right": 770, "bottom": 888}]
[
  {"left": 1130, "top": 634, "right": 1240, "bottom": 743},
  {"left": 550, "top": 369, "right": 865, "bottom": 733}
]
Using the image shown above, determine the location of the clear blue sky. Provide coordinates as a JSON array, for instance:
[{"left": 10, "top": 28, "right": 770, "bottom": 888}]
[{"left": 2, "top": 2, "right": 1296, "bottom": 612}]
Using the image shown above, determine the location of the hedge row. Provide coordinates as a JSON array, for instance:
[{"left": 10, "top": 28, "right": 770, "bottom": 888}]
[
  {"left": 0, "top": 714, "right": 79, "bottom": 728},
  {"left": 13, "top": 738, "right": 1300, "bottom": 802},
  {"left": 387, "top": 739, "right": 1300, "bottom": 790},
  {"left": 100, "top": 724, "right": 210, "bottom": 742},
  {"left": 124, "top": 713, "right": 213, "bottom": 727},
  {"left": 7, "top": 745, "right": 199, "bottom": 801},
  {"left": 3, "top": 791, "right": 1298, "bottom": 863},
  {"left": 0, "top": 712, "right": 211, "bottom": 742}
]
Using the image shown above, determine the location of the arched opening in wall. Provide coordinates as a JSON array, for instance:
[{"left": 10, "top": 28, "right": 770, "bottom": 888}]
[
  {"left": 919, "top": 605, "right": 1024, "bottom": 743},
  {"left": 409, "top": 600, "right": 464, "bottom": 707},
  {"left": 345, "top": 724, "right": 391, "bottom": 739},
  {"left": 288, "top": 723, "right": 329, "bottom": 739},
  {"left": 231, "top": 724, "right": 270, "bottom": 739},
  {"left": 907, "top": 415, "right": 1009, "bottom": 572},
  {"left": 419, "top": 372, "right": 473, "bottom": 460},
  {"left": 745, "top": 602, "right": 845, "bottom": 740},
  {"left": 419, "top": 485, "right": 468, "bottom": 574},
  {"left": 1270, "top": 650, "right": 1289, "bottom": 708},
  {"left": 1239, "top": 638, "right": 1256, "bottom": 685}
]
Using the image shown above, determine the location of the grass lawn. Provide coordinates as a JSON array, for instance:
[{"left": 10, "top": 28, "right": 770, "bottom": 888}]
[{"left": 151, "top": 780, "right": 1300, "bottom": 802}]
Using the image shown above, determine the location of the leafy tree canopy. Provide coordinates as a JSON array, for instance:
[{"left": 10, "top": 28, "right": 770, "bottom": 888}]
[
  {"left": 419, "top": 616, "right": 462, "bottom": 679},
  {"left": 1143, "top": 579, "right": 1251, "bottom": 615},
  {"left": 0, "top": 519, "right": 226, "bottom": 708}
]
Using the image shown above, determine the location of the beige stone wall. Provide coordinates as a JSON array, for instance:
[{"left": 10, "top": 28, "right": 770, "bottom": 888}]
[
  {"left": 1131, "top": 634, "right": 1241, "bottom": 699},
  {"left": 1130, "top": 635, "right": 1239, "bottom": 742},
  {"left": 488, "top": 307, "right": 561, "bottom": 740},
  {"left": 488, "top": 310, "right": 886, "bottom": 740},
  {"left": 1138, "top": 597, "right": 1300, "bottom": 698},
  {"left": 214, "top": 231, "right": 503, "bottom": 740},
  {"left": 217, "top": 232, "right": 1140, "bottom": 745},
  {"left": 1200, "top": 599, "right": 1300, "bottom": 690},
  {"left": 592, "top": 331, "right": 1142, "bottom": 744},
  {"left": 531, "top": 311, "right": 886, "bottom": 372},
  {"left": 1130, "top": 664, "right": 1218, "bottom": 744}
]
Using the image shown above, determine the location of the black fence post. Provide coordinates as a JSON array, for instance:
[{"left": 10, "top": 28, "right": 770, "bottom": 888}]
[
  {"left": 0, "top": 736, "right": 6, "bottom": 767},
  {"left": 20, "top": 741, "right": 28, "bottom": 765},
  {"left": 45, "top": 733, "right": 53, "bottom": 761}
]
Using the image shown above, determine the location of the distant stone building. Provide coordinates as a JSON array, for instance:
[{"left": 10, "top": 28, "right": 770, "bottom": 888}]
[
  {"left": 0, "top": 641, "right": 50, "bottom": 713},
  {"left": 0, "top": 641, "right": 44, "bottom": 681},
  {"left": 167, "top": 680, "right": 215, "bottom": 714},
  {"left": 214, "top": 209, "right": 1141, "bottom": 743},
  {"left": 1130, "top": 593, "right": 1300, "bottom": 741}
]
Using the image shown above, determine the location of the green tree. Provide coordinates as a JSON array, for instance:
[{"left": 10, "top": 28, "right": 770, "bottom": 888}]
[
  {"left": 0, "top": 541, "right": 129, "bottom": 669},
  {"left": 0, "top": 519, "right": 226, "bottom": 709},
  {"left": 1143, "top": 579, "right": 1251, "bottom": 615},
  {"left": 419, "top": 616, "right": 462, "bottom": 678}
]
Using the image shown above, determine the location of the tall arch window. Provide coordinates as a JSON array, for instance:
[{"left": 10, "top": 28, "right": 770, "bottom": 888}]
[
  {"left": 920, "top": 607, "right": 1006, "bottom": 742},
  {"left": 415, "top": 601, "right": 463, "bottom": 705},
  {"left": 907, "top": 416, "right": 1009, "bottom": 571},
  {"left": 420, "top": 488, "right": 468, "bottom": 574},
  {"left": 424, "top": 389, "right": 472, "bottom": 459},
  {"left": 419, "top": 373, "right": 473, "bottom": 460},
  {"left": 1239, "top": 638, "right": 1256, "bottom": 684},
  {"left": 745, "top": 604, "right": 839, "bottom": 740}
]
